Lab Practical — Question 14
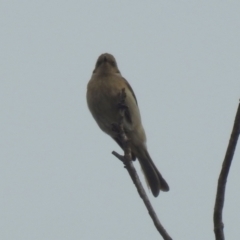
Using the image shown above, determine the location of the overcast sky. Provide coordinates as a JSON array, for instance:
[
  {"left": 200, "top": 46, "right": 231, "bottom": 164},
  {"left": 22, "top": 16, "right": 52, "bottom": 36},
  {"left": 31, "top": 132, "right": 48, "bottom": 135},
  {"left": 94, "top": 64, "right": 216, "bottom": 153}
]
[{"left": 1, "top": 1, "right": 240, "bottom": 240}]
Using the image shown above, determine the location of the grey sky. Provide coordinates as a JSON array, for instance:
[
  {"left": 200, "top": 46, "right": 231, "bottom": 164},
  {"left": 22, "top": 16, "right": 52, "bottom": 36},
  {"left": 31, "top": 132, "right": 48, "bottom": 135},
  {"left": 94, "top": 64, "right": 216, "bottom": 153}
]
[{"left": 0, "top": 1, "right": 240, "bottom": 239}]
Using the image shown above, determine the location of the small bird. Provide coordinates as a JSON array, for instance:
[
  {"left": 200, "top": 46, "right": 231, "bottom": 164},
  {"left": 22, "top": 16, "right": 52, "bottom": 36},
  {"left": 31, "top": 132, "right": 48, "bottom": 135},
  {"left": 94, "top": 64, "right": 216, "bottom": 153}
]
[{"left": 86, "top": 53, "right": 169, "bottom": 197}]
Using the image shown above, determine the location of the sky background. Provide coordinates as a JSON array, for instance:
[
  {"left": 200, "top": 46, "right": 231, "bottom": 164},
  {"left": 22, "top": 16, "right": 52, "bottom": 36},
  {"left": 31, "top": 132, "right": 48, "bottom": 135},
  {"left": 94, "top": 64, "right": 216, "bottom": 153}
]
[{"left": 1, "top": 1, "right": 240, "bottom": 240}]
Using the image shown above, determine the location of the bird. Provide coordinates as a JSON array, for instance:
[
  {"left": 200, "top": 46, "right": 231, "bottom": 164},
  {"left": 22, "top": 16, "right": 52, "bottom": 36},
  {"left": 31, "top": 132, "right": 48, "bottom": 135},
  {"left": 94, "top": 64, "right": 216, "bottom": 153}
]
[{"left": 86, "top": 53, "right": 169, "bottom": 197}]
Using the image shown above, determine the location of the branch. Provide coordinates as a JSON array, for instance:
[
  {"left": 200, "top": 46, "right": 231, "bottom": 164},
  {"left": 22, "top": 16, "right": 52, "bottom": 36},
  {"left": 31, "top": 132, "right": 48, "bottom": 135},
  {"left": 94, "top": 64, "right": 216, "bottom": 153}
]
[
  {"left": 112, "top": 88, "right": 172, "bottom": 240},
  {"left": 213, "top": 101, "right": 240, "bottom": 240}
]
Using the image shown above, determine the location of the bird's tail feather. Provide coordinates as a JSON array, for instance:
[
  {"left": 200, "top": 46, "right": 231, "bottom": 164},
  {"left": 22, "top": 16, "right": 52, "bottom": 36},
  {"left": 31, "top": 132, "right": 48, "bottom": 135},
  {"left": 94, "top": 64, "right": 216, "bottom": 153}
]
[{"left": 137, "top": 148, "right": 169, "bottom": 197}]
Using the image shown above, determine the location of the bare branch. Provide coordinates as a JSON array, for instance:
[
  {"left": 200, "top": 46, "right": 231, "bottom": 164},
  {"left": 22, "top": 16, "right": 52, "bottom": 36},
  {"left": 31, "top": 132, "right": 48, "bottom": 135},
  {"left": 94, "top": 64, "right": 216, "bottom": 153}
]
[
  {"left": 112, "top": 88, "right": 172, "bottom": 240},
  {"left": 213, "top": 101, "right": 240, "bottom": 240}
]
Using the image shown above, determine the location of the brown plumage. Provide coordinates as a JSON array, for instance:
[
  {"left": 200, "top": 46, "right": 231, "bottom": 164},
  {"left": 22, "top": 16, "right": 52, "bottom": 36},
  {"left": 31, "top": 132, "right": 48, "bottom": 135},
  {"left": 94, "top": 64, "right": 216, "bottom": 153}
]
[{"left": 86, "top": 53, "right": 169, "bottom": 197}]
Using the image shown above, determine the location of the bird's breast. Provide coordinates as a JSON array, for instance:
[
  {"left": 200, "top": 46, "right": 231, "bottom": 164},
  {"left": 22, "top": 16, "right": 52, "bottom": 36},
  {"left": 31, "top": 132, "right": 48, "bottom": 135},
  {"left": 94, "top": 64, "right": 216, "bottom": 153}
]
[{"left": 87, "top": 76, "right": 124, "bottom": 134}]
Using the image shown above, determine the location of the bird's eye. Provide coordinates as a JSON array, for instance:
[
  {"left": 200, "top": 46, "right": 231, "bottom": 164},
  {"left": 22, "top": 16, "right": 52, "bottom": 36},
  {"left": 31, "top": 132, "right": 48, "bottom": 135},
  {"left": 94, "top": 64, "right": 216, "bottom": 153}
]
[{"left": 111, "top": 61, "right": 116, "bottom": 66}]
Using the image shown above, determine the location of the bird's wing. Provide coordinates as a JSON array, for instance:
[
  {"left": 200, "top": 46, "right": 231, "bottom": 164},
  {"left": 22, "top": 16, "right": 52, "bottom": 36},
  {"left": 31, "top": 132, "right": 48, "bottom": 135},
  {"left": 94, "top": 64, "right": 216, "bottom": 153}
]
[
  {"left": 123, "top": 78, "right": 138, "bottom": 106},
  {"left": 120, "top": 78, "right": 140, "bottom": 126}
]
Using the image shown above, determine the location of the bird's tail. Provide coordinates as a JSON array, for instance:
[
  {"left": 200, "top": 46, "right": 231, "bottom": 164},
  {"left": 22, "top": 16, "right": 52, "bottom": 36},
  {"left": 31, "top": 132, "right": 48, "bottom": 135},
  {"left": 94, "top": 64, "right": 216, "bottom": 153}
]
[{"left": 136, "top": 148, "right": 169, "bottom": 197}]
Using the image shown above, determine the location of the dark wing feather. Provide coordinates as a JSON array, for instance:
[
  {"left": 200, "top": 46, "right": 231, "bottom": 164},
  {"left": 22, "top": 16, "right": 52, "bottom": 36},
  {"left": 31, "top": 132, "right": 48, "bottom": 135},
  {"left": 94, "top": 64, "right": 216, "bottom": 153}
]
[
  {"left": 123, "top": 78, "right": 138, "bottom": 106},
  {"left": 122, "top": 78, "right": 138, "bottom": 124}
]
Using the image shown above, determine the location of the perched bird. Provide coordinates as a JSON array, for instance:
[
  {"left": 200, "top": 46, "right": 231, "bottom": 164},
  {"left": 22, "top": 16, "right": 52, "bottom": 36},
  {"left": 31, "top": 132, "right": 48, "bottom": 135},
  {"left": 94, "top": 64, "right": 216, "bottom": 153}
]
[{"left": 86, "top": 53, "right": 169, "bottom": 197}]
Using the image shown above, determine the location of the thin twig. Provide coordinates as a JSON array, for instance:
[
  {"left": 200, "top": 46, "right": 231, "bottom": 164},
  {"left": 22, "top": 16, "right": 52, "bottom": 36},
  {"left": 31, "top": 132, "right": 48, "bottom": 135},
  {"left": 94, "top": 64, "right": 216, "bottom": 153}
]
[
  {"left": 213, "top": 101, "right": 240, "bottom": 240},
  {"left": 112, "top": 88, "right": 172, "bottom": 240}
]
